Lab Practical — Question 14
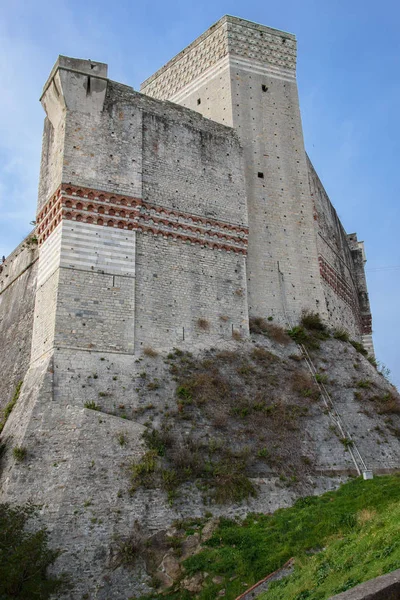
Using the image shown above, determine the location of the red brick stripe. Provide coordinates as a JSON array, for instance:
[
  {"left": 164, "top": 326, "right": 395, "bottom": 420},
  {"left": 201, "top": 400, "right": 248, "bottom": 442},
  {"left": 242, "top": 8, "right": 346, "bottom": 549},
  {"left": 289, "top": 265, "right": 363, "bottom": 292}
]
[{"left": 36, "top": 185, "right": 248, "bottom": 254}]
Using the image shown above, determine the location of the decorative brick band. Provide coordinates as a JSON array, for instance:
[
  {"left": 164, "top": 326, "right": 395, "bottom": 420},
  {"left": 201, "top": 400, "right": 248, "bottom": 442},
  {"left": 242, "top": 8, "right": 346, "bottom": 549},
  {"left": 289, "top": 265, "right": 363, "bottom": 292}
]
[
  {"left": 318, "top": 256, "right": 372, "bottom": 335},
  {"left": 319, "top": 255, "right": 356, "bottom": 309},
  {"left": 36, "top": 185, "right": 248, "bottom": 254},
  {"left": 361, "top": 314, "right": 372, "bottom": 335}
]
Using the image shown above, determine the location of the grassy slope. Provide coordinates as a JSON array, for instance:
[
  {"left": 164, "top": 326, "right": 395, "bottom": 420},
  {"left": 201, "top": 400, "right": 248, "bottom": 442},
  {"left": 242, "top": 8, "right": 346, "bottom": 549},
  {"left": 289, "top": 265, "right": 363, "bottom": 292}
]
[
  {"left": 260, "top": 498, "right": 400, "bottom": 599},
  {"left": 137, "top": 475, "right": 400, "bottom": 600}
]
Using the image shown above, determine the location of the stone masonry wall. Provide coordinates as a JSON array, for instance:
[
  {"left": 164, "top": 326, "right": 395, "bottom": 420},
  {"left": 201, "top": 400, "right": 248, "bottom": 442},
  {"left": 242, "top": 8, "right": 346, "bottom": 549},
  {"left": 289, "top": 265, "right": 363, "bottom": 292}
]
[
  {"left": 141, "top": 16, "right": 327, "bottom": 325},
  {"left": 307, "top": 156, "right": 370, "bottom": 339},
  {"left": 34, "top": 63, "right": 249, "bottom": 357},
  {"left": 0, "top": 239, "right": 38, "bottom": 410},
  {"left": 135, "top": 234, "right": 248, "bottom": 350}
]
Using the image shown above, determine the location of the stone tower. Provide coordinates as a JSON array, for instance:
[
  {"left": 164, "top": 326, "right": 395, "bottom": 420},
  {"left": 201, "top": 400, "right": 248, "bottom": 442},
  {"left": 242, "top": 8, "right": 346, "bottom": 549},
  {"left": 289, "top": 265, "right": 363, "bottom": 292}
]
[{"left": 141, "top": 15, "right": 328, "bottom": 324}]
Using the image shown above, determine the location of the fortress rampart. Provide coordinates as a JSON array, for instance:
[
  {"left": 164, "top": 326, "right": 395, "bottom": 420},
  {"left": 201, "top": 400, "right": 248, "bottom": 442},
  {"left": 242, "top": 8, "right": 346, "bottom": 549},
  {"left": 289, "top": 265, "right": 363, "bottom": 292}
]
[
  {"left": 141, "top": 16, "right": 372, "bottom": 338},
  {"left": 0, "top": 15, "right": 375, "bottom": 425},
  {"left": 0, "top": 16, "right": 373, "bottom": 413},
  {"left": 0, "top": 17, "right": 390, "bottom": 600}
]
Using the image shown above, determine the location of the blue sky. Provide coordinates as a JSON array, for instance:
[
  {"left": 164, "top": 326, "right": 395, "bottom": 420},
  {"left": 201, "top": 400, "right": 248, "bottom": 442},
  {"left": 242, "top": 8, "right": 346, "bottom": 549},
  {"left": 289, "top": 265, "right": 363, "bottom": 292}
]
[{"left": 1, "top": 0, "right": 399, "bottom": 385}]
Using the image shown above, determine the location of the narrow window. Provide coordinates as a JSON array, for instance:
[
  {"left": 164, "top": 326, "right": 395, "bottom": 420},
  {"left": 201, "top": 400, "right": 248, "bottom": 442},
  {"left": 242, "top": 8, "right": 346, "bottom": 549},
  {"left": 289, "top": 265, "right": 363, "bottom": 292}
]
[
  {"left": 197, "top": 98, "right": 201, "bottom": 105},
  {"left": 258, "top": 172, "right": 264, "bottom": 179},
  {"left": 262, "top": 84, "right": 268, "bottom": 92}
]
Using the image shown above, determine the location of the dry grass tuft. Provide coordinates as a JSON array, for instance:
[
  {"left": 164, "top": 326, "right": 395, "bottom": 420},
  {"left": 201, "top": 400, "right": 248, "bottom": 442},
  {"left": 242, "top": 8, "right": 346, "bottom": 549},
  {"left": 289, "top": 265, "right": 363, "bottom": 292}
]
[
  {"left": 292, "top": 370, "right": 320, "bottom": 400},
  {"left": 249, "top": 317, "right": 291, "bottom": 345},
  {"left": 266, "top": 324, "right": 291, "bottom": 345},
  {"left": 197, "top": 318, "right": 210, "bottom": 331},
  {"left": 143, "top": 346, "right": 158, "bottom": 358},
  {"left": 357, "top": 508, "right": 377, "bottom": 524}
]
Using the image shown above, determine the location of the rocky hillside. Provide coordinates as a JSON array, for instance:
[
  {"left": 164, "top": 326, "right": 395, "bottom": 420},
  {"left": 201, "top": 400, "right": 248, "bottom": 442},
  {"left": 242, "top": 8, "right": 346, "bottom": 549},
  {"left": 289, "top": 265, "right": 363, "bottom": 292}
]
[{"left": 0, "top": 315, "right": 399, "bottom": 599}]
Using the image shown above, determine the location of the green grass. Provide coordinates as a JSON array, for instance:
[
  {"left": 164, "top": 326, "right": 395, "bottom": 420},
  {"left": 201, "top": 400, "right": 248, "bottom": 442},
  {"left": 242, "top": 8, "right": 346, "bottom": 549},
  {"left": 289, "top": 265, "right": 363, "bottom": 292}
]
[
  {"left": 0, "top": 380, "right": 23, "bottom": 434},
  {"left": 260, "top": 496, "right": 400, "bottom": 599},
  {"left": 136, "top": 475, "right": 400, "bottom": 600}
]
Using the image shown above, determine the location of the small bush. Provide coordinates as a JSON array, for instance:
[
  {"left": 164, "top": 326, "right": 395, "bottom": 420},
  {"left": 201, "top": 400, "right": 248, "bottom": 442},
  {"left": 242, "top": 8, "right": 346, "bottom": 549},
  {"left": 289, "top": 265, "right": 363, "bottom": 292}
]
[
  {"left": 12, "top": 446, "right": 27, "bottom": 462},
  {"left": 117, "top": 433, "right": 128, "bottom": 447},
  {"left": 143, "top": 346, "right": 158, "bottom": 358},
  {"left": 333, "top": 328, "right": 350, "bottom": 342},
  {"left": 301, "top": 311, "right": 326, "bottom": 331},
  {"left": 249, "top": 316, "right": 269, "bottom": 334},
  {"left": 340, "top": 437, "right": 354, "bottom": 450},
  {"left": 356, "top": 380, "right": 371, "bottom": 389},
  {"left": 130, "top": 450, "right": 158, "bottom": 491},
  {"left": 0, "top": 503, "right": 66, "bottom": 598},
  {"left": 0, "top": 380, "right": 23, "bottom": 434},
  {"left": 315, "top": 373, "right": 328, "bottom": 384},
  {"left": 350, "top": 340, "right": 368, "bottom": 356},
  {"left": 176, "top": 384, "right": 193, "bottom": 404},
  {"left": 212, "top": 459, "right": 256, "bottom": 503},
  {"left": 249, "top": 318, "right": 291, "bottom": 344},
  {"left": 288, "top": 325, "right": 322, "bottom": 350},
  {"left": 143, "top": 428, "right": 172, "bottom": 456},
  {"left": 288, "top": 325, "right": 308, "bottom": 344},
  {"left": 84, "top": 401, "right": 100, "bottom": 411},
  {"left": 373, "top": 393, "right": 400, "bottom": 415}
]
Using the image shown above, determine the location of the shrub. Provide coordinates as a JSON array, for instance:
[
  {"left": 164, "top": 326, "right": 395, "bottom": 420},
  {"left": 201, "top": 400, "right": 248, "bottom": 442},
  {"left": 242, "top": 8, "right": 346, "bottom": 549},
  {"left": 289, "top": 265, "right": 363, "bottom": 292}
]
[
  {"left": 84, "top": 401, "right": 100, "bottom": 411},
  {"left": 117, "top": 433, "right": 127, "bottom": 447},
  {"left": 0, "top": 503, "right": 66, "bottom": 598},
  {"left": 301, "top": 311, "right": 326, "bottom": 331},
  {"left": 333, "top": 328, "right": 349, "bottom": 342},
  {"left": 373, "top": 393, "right": 400, "bottom": 415},
  {"left": 12, "top": 447, "right": 27, "bottom": 462},
  {"left": 0, "top": 380, "right": 23, "bottom": 434},
  {"left": 350, "top": 340, "right": 368, "bottom": 356},
  {"left": 356, "top": 380, "right": 371, "bottom": 389},
  {"left": 130, "top": 450, "right": 159, "bottom": 491},
  {"left": 340, "top": 437, "right": 354, "bottom": 450},
  {"left": 288, "top": 325, "right": 322, "bottom": 350},
  {"left": 212, "top": 459, "right": 256, "bottom": 503},
  {"left": 143, "top": 428, "right": 172, "bottom": 456},
  {"left": 288, "top": 325, "right": 307, "bottom": 344},
  {"left": 249, "top": 317, "right": 290, "bottom": 343},
  {"left": 249, "top": 316, "right": 269, "bottom": 334}
]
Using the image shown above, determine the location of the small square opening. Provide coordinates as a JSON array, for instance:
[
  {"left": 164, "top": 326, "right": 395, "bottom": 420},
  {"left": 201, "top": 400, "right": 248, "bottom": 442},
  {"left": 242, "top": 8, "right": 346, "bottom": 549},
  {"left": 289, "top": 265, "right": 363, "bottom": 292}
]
[
  {"left": 258, "top": 172, "right": 264, "bottom": 179},
  {"left": 197, "top": 98, "right": 201, "bottom": 105},
  {"left": 262, "top": 84, "right": 268, "bottom": 92}
]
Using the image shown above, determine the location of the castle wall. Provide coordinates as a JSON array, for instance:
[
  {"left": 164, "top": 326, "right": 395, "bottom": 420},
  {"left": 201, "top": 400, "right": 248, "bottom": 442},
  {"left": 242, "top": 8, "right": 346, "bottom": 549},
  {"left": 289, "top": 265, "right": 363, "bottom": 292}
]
[
  {"left": 307, "top": 156, "right": 373, "bottom": 343},
  {"left": 32, "top": 62, "right": 249, "bottom": 359},
  {"left": 0, "top": 240, "right": 38, "bottom": 409},
  {"left": 135, "top": 235, "right": 248, "bottom": 349},
  {"left": 141, "top": 16, "right": 327, "bottom": 325}
]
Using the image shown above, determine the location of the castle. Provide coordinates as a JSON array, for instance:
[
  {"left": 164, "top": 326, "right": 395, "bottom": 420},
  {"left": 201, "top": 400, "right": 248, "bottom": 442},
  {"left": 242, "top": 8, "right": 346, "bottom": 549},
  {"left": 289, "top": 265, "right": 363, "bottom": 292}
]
[
  {"left": 1, "top": 16, "right": 372, "bottom": 381},
  {"left": 0, "top": 16, "right": 385, "bottom": 600}
]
